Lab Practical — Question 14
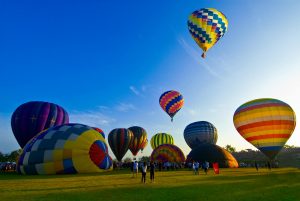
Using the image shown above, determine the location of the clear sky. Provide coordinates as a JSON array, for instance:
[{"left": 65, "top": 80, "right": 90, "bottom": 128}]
[{"left": 1, "top": 0, "right": 300, "bottom": 159}]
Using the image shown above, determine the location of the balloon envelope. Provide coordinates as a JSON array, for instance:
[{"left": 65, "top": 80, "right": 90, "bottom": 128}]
[
  {"left": 108, "top": 128, "right": 133, "bottom": 161},
  {"left": 233, "top": 98, "right": 296, "bottom": 159},
  {"left": 150, "top": 133, "right": 174, "bottom": 149},
  {"left": 151, "top": 144, "right": 185, "bottom": 163},
  {"left": 188, "top": 8, "right": 228, "bottom": 58},
  {"left": 159, "top": 90, "right": 184, "bottom": 121},
  {"left": 93, "top": 127, "right": 105, "bottom": 139},
  {"left": 17, "top": 123, "right": 112, "bottom": 174},
  {"left": 11, "top": 101, "right": 69, "bottom": 148},
  {"left": 184, "top": 121, "right": 218, "bottom": 149},
  {"left": 128, "top": 126, "right": 148, "bottom": 156}
]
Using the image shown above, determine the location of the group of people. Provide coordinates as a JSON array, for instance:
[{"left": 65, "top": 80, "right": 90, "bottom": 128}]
[
  {"left": 192, "top": 161, "right": 209, "bottom": 175},
  {"left": 0, "top": 162, "right": 16, "bottom": 172},
  {"left": 131, "top": 161, "right": 155, "bottom": 183}
]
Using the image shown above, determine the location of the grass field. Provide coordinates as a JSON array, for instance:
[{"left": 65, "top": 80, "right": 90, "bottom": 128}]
[{"left": 1, "top": 168, "right": 300, "bottom": 201}]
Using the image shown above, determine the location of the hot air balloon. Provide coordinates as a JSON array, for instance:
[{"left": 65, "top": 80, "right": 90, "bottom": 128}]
[
  {"left": 108, "top": 128, "right": 133, "bottom": 161},
  {"left": 11, "top": 101, "right": 69, "bottom": 148},
  {"left": 184, "top": 121, "right": 218, "bottom": 149},
  {"left": 17, "top": 124, "right": 112, "bottom": 174},
  {"left": 93, "top": 127, "right": 105, "bottom": 139},
  {"left": 159, "top": 90, "right": 184, "bottom": 122},
  {"left": 151, "top": 144, "right": 185, "bottom": 163},
  {"left": 188, "top": 8, "right": 228, "bottom": 58},
  {"left": 233, "top": 98, "right": 296, "bottom": 160},
  {"left": 128, "top": 126, "right": 148, "bottom": 156},
  {"left": 150, "top": 133, "right": 174, "bottom": 149},
  {"left": 140, "top": 139, "right": 148, "bottom": 153},
  {"left": 187, "top": 144, "right": 238, "bottom": 168}
]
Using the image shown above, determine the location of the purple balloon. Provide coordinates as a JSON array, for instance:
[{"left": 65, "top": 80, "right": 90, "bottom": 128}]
[{"left": 11, "top": 101, "right": 69, "bottom": 148}]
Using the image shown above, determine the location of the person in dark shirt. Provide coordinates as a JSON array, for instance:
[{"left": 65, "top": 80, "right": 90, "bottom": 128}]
[{"left": 150, "top": 162, "right": 155, "bottom": 182}]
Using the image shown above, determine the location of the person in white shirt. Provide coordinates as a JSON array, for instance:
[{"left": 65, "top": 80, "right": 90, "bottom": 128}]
[
  {"left": 141, "top": 162, "right": 147, "bottom": 183},
  {"left": 132, "top": 161, "right": 138, "bottom": 178},
  {"left": 192, "top": 162, "right": 196, "bottom": 175},
  {"left": 195, "top": 161, "right": 200, "bottom": 175}
]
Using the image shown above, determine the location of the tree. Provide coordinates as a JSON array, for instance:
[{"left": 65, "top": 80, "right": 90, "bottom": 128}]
[
  {"left": 224, "top": 145, "right": 236, "bottom": 153},
  {"left": 123, "top": 157, "right": 132, "bottom": 163},
  {"left": 139, "top": 156, "right": 150, "bottom": 162}
]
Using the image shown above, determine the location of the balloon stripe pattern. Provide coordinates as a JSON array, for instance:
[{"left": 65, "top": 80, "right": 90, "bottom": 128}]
[
  {"left": 92, "top": 127, "right": 105, "bottom": 139},
  {"left": 150, "top": 133, "right": 174, "bottom": 149},
  {"left": 184, "top": 121, "right": 218, "bottom": 149},
  {"left": 17, "top": 124, "right": 112, "bottom": 174},
  {"left": 151, "top": 144, "right": 185, "bottom": 163},
  {"left": 188, "top": 8, "right": 228, "bottom": 55},
  {"left": 233, "top": 98, "right": 296, "bottom": 159},
  {"left": 128, "top": 126, "right": 148, "bottom": 156},
  {"left": 11, "top": 101, "right": 69, "bottom": 148},
  {"left": 108, "top": 128, "right": 133, "bottom": 161},
  {"left": 159, "top": 90, "right": 184, "bottom": 120}
]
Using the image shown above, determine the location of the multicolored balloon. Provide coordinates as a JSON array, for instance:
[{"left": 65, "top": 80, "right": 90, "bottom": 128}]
[
  {"left": 159, "top": 90, "right": 184, "bottom": 121},
  {"left": 187, "top": 144, "right": 238, "bottom": 168},
  {"left": 151, "top": 144, "right": 185, "bottom": 163},
  {"left": 188, "top": 8, "right": 228, "bottom": 58},
  {"left": 140, "top": 139, "right": 148, "bottom": 153},
  {"left": 11, "top": 101, "right": 69, "bottom": 148},
  {"left": 108, "top": 128, "right": 133, "bottom": 161},
  {"left": 184, "top": 121, "right": 218, "bottom": 149},
  {"left": 93, "top": 127, "right": 105, "bottom": 139},
  {"left": 17, "top": 124, "right": 112, "bottom": 174},
  {"left": 233, "top": 98, "right": 296, "bottom": 160},
  {"left": 150, "top": 133, "right": 174, "bottom": 149},
  {"left": 128, "top": 126, "right": 148, "bottom": 156}
]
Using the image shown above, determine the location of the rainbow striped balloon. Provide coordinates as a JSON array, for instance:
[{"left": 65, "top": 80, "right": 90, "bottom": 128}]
[
  {"left": 188, "top": 8, "right": 228, "bottom": 58},
  {"left": 159, "top": 90, "right": 184, "bottom": 122},
  {"left": 233, "top": 98, "right": 296, "bottom": 159}
]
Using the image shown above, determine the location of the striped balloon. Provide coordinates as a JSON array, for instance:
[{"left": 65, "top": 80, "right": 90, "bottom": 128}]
[
  {"left": 128, "top": 126, "right": 148, "bottom": 156},
  {"left": 188, "top": 8, "right": 228, "bottom": 58},
  {"left": 108, "top": 128, "right": 133, "bottom": 161},
  {"left": 233, "top": 98, "right": 296, "bottom": 159},
  {"left": 150, "top": 133, "right": 174, "bottom": 149},
  {"left": 159, "top": 90, "right": 184, "bottom": 122},
  {"left": 150, "top": 144, "right": 185, "bottom": 163},
  {"left": 11, "top": 101, "right": 69, "bottom": 148},
  {"left": 184, "top": 121, "right": 218, "bottom": 149},
  {"left": 17, "top": 124, "right": 112, "bottom": 174}
]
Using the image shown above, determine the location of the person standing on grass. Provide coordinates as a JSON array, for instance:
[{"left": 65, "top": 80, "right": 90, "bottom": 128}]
[
  {"left": 195, "top": 161, "right": 200, "bottom": 175},
  {"left": 254, "top": 161, "right": 258, "bottom": 171},
  {"left": 133, "top": 161, "right": 138, "bottom": 178},
  {"left": 150, "top": 161, "right": 155, "bottom": 182},
  {"left": 141, "top": 162, "right": 147, "bottom": 183},
  {"left": 203, "top": 161, "right": 209, "bottom": 174}
]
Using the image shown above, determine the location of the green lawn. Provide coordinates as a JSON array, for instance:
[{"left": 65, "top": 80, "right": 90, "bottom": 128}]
[{"left": 1, "top": 168, "right": 299, "bottom": 201}]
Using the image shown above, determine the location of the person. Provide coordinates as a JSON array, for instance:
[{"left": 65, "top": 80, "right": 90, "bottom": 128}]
[
  {"left": 254, "top": 161, "right": 258, "bottom": 171},
  {"left": 150, "top": 162, "right": 155, "bottom": 182},
  {"left": 141, "top": 162, "right": 147, "bottom": 183},
  {"left": 267, "top": 161, "right": 271, "bottom": 171},
  {"left": 192, "top": 161, "right": 196, "bottom": 175},
  {"left": 203, "top": 161, "right": 209, "bottom": 174},
  {"left": 133, "top": 161, "right": 138, "bottom": 177},
  {"left": 195, "top": 161, "right": 200, "bottom": 175}
]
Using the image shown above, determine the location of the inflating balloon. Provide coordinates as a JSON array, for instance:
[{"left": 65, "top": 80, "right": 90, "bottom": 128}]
[
  {"left": 184, "top": 121, "right": 218, "bottom": 149},
  {"left": 128, "top": 126, "right": 148, "bottom": 156},
  {"left": 150, "top": 133, "right": 174, "bottom": 149},
  {"left": 11, "top": 101, "right": 69, "bottom": 148},
  {"left": 93, "top": 127, "right": 105, "bottom": 139},
  {"left": 151, "top": 144, "right": 185, "bottom": 163},
  {"left": 159, "top": 90, "right": 184, "bottom": 122},
  {"left": 233, "top": 98, "right": 296, "bottom": 160},
  {"left": 108, "top": 128, "right": 133, "bottom": 161},
  {"left": 188, "top": 8, "right": 228, "bottom": 58},
  {"left": 17, "top": 124, "right": 112, "bottom": 174}
]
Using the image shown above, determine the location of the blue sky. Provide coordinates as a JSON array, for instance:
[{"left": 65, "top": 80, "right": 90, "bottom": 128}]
[{"left": 1, "top": 0, "right": 300, "bottom": 159}]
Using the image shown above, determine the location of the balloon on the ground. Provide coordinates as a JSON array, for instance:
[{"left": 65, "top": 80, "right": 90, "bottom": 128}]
[
  {"left": 150, "top": 144, "right": 185, "bottom": 163},
  {"left": 184, "top": 121, "right": 218, "bottom": 149},
  {"left": 188, "top": 8, "right": 228, "bottom": 58},
  {"left": 108, "top": 128, "right": 133, "bottom": 161},
  {"left": 187, "top": 144, "right": 238, "bottom": 168},
  {"left": 150, "top": 133, "right": 174, "bottom": 149},
  {"left": 93, "top": 127, "right": 105, "bottom": 139},
  {"left": 159, "top": 90, "right": 184, "bottom": 122},
  {"left": 128, "top": 126, "right": 148, "bottom": 156},
  {"left": 17, "top": 124, "right": 112, "bottom": 174},
  {"left": 11, "top": 101, "right": 69, "bottom": 148},
  {"left": 233, "top": 98, "right": 296, "bottom": 160}
]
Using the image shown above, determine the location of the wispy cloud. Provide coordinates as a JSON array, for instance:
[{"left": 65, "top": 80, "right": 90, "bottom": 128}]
[
  {"left": 177, "top": 37, "right": 222, "bottom": 78},
  {"left": 114, "top": 103, "right": 136, "bottom": 112},
  {"left": 129, "top": 86, "right": 140, "bottom": 96},
  {"left": 70, "top": 110, "right": 116, "bottom": 127}
]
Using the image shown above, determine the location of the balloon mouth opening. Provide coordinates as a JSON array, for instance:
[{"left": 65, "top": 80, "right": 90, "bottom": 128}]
[{"left": 89, "top": 140, "right": 108, "bottom": 167}]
